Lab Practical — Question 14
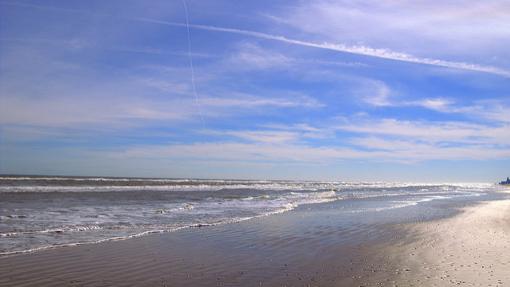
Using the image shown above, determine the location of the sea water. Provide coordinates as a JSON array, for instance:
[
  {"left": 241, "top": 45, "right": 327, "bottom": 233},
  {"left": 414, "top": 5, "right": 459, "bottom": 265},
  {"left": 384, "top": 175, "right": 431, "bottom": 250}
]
[{"left": 0, "top": 176, "right": 499, "bottom": 255}]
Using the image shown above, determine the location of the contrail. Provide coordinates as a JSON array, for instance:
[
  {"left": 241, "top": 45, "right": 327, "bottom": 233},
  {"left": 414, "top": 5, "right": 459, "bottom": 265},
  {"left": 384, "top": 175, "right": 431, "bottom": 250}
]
[
  {"left": 180, "top": 0, "right": 205, "bottom": 127},
  {"left": 3, "top": 1, "right": 509, "bottom": 78},
  {"left": 134, "top": 18, "right": 510, "bottom": 78}
]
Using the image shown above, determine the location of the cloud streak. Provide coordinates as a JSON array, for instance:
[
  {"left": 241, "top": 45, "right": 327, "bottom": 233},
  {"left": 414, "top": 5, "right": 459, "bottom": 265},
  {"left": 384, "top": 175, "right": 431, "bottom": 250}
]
[
  {"left": 335, "top": 117, "right": 510, "bottom": 146},
  {"left": 358, "top": 81, "right": 510, "bottom": 124},
  {"left": 113, "top": 135, "right": 510, "bottom": 165},
  {"left": 4, "top": 2, "right": 508, "bottom": 77},
  {"left": 135, "top": 18, "right": 510, "bottom": 78}
]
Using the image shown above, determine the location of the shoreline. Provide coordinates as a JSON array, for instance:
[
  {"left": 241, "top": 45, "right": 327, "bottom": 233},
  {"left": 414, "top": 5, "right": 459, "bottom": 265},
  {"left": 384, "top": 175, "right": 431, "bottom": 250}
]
[{"left": 0, "top": 193, "right": 509, "bottom": 286}]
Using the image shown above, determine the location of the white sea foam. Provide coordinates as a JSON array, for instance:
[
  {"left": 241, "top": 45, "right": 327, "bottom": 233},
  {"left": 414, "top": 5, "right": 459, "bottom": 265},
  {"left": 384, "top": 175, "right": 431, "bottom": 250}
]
[
  {"left": 0, "top": 193, "right": 334, "bottom": 256},
  {"left": 0, "top": 180, "right": 495, "bottom": 193},
  {"left": 0, "top": 177, "right": 498, "bottom": 256}
]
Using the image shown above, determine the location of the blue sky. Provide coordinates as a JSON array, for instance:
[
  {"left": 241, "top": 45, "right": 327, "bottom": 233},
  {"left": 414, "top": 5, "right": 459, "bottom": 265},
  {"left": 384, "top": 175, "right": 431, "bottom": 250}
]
[{"left": 1, "top": 0, "right": 509, "bottom": 182}]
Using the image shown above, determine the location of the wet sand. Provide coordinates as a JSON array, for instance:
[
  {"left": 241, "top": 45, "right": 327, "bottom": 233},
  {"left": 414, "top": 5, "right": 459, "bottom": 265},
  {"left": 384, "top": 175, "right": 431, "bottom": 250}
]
[
  {"left": 0, "top": 199, "right": 400, "bottom": 286},
  {"left": 1, "top": 194, "right": 509, "bottom": 286}
]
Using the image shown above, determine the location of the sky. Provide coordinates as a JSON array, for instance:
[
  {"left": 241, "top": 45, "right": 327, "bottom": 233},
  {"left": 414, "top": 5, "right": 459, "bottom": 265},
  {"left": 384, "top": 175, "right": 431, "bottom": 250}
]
[{"left": 0, "top": 0, "right": 509, "bottom": 182}]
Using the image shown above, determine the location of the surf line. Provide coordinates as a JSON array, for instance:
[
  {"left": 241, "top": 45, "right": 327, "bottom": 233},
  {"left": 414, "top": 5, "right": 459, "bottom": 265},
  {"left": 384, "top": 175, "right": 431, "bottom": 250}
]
[{"left": 182, "top": 0, "right": 205, "bottom": 127}]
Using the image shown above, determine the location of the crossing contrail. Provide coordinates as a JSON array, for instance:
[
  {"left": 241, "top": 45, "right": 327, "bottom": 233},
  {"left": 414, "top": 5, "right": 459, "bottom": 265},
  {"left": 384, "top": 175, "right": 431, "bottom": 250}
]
[
  {"left": 180, "top": 0, "right": 205, "bottom": 127},
  {"left": 3, "top": 1, "right": 509, "bottom": 78}
]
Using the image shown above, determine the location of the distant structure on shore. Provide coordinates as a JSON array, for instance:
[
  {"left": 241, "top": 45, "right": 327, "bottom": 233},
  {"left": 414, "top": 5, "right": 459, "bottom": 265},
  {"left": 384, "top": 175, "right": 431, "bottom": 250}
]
[{"left": 500, "top": 177, "right": 510, "bottom": 185}]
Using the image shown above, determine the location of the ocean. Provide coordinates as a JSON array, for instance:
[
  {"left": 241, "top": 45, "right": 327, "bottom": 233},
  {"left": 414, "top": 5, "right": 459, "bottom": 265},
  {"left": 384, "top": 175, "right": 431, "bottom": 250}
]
[{"left": 0, "top": 175, "right": 501, "bottom": 256}]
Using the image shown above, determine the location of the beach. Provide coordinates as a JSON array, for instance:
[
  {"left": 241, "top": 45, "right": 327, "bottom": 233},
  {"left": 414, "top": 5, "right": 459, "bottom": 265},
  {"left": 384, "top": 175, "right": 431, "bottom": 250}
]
[
  {"left": 379, "top": 196, "right": 510, "bottom": 286},
  {"left": 3, "top": 1, "right": 509, "bottom": 285},
  {"left": 0, "top": 180, "right": 508, "bottom": 286}
]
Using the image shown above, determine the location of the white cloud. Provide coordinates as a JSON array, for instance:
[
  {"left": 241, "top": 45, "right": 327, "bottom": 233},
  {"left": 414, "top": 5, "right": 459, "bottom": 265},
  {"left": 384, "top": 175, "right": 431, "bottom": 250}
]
[
  {"left": 348, "top": 136, "right": 510, "bottom": 161},
  {"left": 229, "top": 42, "right": 291, "bottom": 69},
  {"left": 336, "top": 117, "right": 510, "bottom": 145},
  {"left": 355, "top": 80, "right": 393, "bottom": 107},
  {"left": 228, "top": 42, "right": 366, "bottom": 70},
  {"left": 413, "top": 98, "right": 453, "bottom": 111},
  {"left": 201, "top": 92, "right": 323, "bottom": 109},
  {"left": 271, "top": 1, "right": 510, "bottom": 61},
  {"left": 111, "top": 132, "right": 510, "bottom": 164},
  {"left": 136, "top": 18, "right": 510, "bottom": 78},
  {"left": 0, "top": 91, "right": 322, "bottom": 128},
  {"left": 205, "top": 130, "right": 299, "bottom": 144},
  {"left": 113, "top": 141, "right": 378, "bottom": 163},
  {"left": 450, "top": 101, "right": 510, "bottom": 124},
  {"left": 260, "top": 123, "right": 333, "bottom": 140},
  {"left": 110, "top": 114, "right": 510, "bottom": 164},
  {"left": 0, "top": 44, "right": 323, "bottom": 129},
  {"left": 0, "top": 95, "right": 196, "bottom": 127},
  {"left": 355, "top": 79, "right": 510, "bottom": 124},
  {"left": 6, "top": 2, "right": 509, "bottom": 77}
]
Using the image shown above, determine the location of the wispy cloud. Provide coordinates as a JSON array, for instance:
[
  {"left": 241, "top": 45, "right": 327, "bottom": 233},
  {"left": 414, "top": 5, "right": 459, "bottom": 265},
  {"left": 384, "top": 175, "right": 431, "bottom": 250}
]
[
  {"left": 135, "top": 18, "right": 510, "bottom": 78},
  {"left": 5, "top": 2, "right": 509, "bottom": 77},
  {"left": 0, "top": 44, "right": 323, "bottom": 129},
  {"left": 0, "top": 92, "right": 322, "bottom": 128},
  {"left": 355, "top": 79, "right": 510, "bottom": 125},
  {"left": 113, "top": 141, "right": 377, "bottom": 163},
  {"left": 347, "top": 136, "right": 510, "bottom": 162},
  {"left": 111, "top": 115, "right": 510, "bottom": 164},
  {"left": 355, "top": 80, "right": 393, "bottom": 107},
  {"left": 204, "top": 130, "right": 299, "bottom": 144},
  {"left": 270, "top": 1, "right": 510, "bottom": 62},
  {"left": 464, "top": 101, "right": 510, "bottom": 124},
  {"left": 360, "top": 84, "right": 455, "bottom": 112},
  {"left": 335, "top": 117, "right": 510, "bottom": 145},
  {"left": 229, "top": 42, "right": 291, "bottom": 69},
  {"left": 112, "top": 133, "right": 510, "bottom": 165},
  {"left": 201, "top": 92, "right": 323, "bottom": 109},
  {"left": 425, "top": 100, "right": 510, "bottom": 124},
  {"left": 2, "top": 1, "right": 509, "bottom": 179},
  {"left": 229, "top": 42, "right": 365, "bottom": 70}
]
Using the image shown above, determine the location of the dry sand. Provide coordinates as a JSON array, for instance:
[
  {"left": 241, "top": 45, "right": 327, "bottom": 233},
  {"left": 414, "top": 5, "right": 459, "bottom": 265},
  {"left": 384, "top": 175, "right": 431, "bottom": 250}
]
[{"left": 374, "top": 196, "right": 510, "bottom": 286}]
